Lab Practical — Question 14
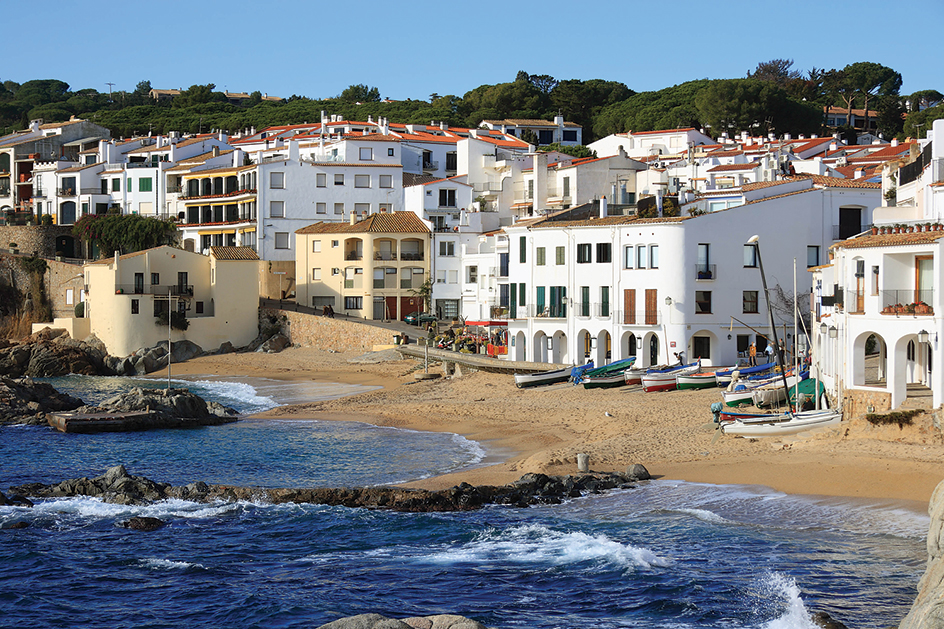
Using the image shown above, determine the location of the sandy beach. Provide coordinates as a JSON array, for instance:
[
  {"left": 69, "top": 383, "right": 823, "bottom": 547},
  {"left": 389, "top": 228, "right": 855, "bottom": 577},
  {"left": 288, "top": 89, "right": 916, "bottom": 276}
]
[{"left": 163, "top": 346, "right": 944, "bottom": 506}]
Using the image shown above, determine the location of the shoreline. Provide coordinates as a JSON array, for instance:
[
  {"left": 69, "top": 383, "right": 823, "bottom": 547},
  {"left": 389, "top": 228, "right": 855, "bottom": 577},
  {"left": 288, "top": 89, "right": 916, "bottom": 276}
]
[{"left": 162, "top": 347, "right": 944, "bottom": 507}]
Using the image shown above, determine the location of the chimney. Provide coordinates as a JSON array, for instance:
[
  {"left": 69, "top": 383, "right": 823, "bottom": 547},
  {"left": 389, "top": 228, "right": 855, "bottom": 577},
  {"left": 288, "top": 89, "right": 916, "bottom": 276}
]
[
  {"left": 599, "top": 195, "right": 607, "bottom": 218},
  {"left": 891, "top": 138, "right": 899, "bottom": 147},
  {"left": 350, "top": 212, "right": 357, "bottom": 225},
  {"left": 440, "top": 121, "right": 447, "bottom": 131},
  {"left": 212, "top": 146, "right": 220, "bottom": 157}
]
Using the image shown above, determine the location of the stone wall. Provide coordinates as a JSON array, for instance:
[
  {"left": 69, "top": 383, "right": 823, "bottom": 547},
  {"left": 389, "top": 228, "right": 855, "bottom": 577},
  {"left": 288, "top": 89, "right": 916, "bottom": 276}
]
[
  {"left": 276, "top": 309, "right": 393, "bottom": 352},
  {"left": 0, "top": 253, "right": 86, "bottom": 326},
  {"left": 0, "top": 225, "right": 77, "bottom": 258},
  {"left": 843, "top": 388, "right": 893, "bottom": 419}
]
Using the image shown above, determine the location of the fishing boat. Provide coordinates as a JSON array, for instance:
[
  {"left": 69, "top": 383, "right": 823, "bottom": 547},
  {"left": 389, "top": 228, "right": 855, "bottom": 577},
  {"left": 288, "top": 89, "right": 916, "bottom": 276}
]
[
  {"left": 641, "top": 360, "right": 701, "bottom": 392},
  {"left": 714, "top": 361, "right": 775, "bottom": 387},
  {"left": 720, "top": 409, "right": 841, "bottom": 437},
  {"left": 623, "top": 366, "right": 647, "bottom": 385},
  {"left": 721, "top": 370, "right": 792, "bottom": 407},
  {"left": 750, "top": 370, "right": 809, "bottom": 407},
  {"left": 677, "top": 366, "right": 736, "bottom": 390},
  {"left": 514, "top": 365, "right": 575, "bottom": 388},
  {"left": 581, "top": 357, "right": 637, "bottom": 389}
]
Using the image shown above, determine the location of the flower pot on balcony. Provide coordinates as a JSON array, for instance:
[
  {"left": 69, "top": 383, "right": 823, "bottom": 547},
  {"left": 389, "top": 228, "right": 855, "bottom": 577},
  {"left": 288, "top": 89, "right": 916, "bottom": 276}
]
[
  {"left": 916, "top": 304, "right": 931, "bottom": 315},
  {"left": 871, "top": 227, "right": 878, "bottom": 235}
]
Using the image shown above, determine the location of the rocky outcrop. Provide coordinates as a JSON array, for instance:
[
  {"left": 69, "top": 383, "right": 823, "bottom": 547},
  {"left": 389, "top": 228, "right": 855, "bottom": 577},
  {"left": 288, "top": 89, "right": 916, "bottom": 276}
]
[
  {"left": 10, "top": 466, "right": 649, "bottom": 510},
  {"left": 67, "top": 387, "right": 239, "bottom": 430},
  {"left": 317, "top": 613, "right": 490, "bottom": 629},
  {"left": 0, "top": 376, "right": 84, "bottom": 425},
  {"left": 0, "top": 328, "right": 106, "bottom": 377},
  {"left": 256, "top": 333, "right": 290, "bottom": 354},
  {"left": 900, "top": 477, "right": 944, "bottom": 629}
]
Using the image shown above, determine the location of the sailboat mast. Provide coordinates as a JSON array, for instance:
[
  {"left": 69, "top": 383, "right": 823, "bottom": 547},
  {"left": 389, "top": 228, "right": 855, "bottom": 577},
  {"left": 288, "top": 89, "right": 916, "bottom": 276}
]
[
  {"left": 794, "top": 258, "right": 799, "bottom": 413},
  {"left": 749, "top": 236, "right": 792, "bottom": 408}
]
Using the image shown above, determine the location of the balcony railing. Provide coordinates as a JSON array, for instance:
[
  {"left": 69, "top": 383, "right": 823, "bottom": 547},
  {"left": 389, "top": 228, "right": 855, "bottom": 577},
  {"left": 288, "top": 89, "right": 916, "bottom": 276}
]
[
  {"left": 526, "top": 304, "right": 568, "bottom": 318},
  {"left": 57, "top": 188, "right": 76, "bottom": 197},
  {"left": 422, "top": 160, "right": 439, "bottom": 171},
  {"left": 373, "top": 252, "right": 397, "bottom": 261},
  {"left": 344, "top": 252, "right": 363, "bottom": 261},
  {"left": 695, "top": 264, "right": 717, "bottom": 281},
  {"left": 879, "top": 289, "right": 934, "bottom": 315},
  {"left": 114, "top": 284, "right": 194, "bottom": 297},
  {"left": 619, "top": 310, "right": 662, "bottom": 326},
  {"left": 400, "top": 252, "right": 424, "bottom": 261}
]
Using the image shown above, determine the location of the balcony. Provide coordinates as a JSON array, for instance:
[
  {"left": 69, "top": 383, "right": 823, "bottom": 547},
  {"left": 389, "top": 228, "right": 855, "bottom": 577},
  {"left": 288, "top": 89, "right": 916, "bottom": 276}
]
[
  {"left": 526, "top": 304, "right": 568, "bottom": 318},
  {"left": 373, "top": 251, "right": 398, "bottom": 261},
  {"left": 695, "top": 264, "right": 717, "bottom": 281},
  {"left": 400, "top": 252, "right": 424, "bottom": 261},
  {"left": 57, "top": 188, "right": 76, "bottom": 197},
  {"left": 114, "top": 284, "right": 194, "bottom": 297},
  {"left": 422, "top": 160, "right": 439, "bottom": 171},
  {"left": 879, "top": 289, "right": 934, "bottom": 316},
  {"left": 619, "top": 310, "right": 662, "bottom": 326},
  {"left": 344, "top": 252, "right": 363, "bottom": 261}
]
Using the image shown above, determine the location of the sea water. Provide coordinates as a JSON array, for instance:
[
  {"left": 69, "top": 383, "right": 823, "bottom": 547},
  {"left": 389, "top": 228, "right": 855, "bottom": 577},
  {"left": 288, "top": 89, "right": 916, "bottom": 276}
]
[{"left": 0, "top": 376, "right": 929, "bottom": 628}]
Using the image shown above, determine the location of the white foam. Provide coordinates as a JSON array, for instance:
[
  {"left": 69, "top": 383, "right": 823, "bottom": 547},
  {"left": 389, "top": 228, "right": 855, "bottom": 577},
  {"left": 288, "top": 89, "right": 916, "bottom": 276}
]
[
  {"left": 420, "top": 524, "right": 670, "bottom": 571},
  {"left": 670, "top": 507, "right": 728, "bottom": 524},
  {"left": 140, "top": 558, "right": 204, "bottom": 570},
  {"left": 761, "top": 573, "right": 818, "bottom": 629},
  {"left": 450, "top": 433, "right": 486, "bottom": 466},
  {"left": 169, "top": 378, "right": 277, "bottom": 413},
  {"left": 29, "top": 496, "right": 242, "bottom": 521}
]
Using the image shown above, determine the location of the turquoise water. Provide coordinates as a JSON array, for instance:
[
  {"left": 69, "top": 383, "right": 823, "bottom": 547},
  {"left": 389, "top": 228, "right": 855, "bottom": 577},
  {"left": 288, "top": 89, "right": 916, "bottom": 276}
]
[{"left": 0, "top": 376, "right": 929, "bottom": 628}]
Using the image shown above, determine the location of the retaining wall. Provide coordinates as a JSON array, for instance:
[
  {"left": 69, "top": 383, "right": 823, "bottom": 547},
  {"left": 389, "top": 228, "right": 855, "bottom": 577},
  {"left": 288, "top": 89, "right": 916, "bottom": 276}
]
[{"left": 275, "top": 309, "right": 392, "bottom": 352}]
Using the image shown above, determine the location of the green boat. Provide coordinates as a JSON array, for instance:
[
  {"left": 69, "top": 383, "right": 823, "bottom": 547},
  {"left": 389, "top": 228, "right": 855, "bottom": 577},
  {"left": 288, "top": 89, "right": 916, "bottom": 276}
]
[{"left": 789, "top": 377, "right": 826, "bottom": 407}]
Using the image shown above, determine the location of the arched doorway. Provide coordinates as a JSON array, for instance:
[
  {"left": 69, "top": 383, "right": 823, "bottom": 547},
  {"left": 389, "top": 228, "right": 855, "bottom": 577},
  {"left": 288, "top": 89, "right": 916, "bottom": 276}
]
[
  {"left": 552, "top": 331, "right": 568, "bottom": 364},
  {"left": 60, "top": 201, "right": 76, "bottom": 225},
  {"left": 852, "top": 332, "right": 887, "bottom": 387},
  {"left": 533, "top": 331, "right": 548, "bottom": 363},
  {"left": 596, "top": 330, "right": 611, "bottom": 366},
  {"left": 514, "top": 331, "right": 526, "bottom": 362},
  {"left": 54, "top": 235, "right": 75, "bottom": 258},
  {"left": 578, "top": 329, "right": 592, "bottom": 365}
]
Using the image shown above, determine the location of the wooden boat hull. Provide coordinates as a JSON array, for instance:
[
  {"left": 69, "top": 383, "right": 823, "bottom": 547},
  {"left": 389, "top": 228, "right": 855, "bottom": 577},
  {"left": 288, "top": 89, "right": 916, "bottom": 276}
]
[
  {"left": 582, "top": 373, "right": 629, "bottom": 389},
  {"left": 720, "top": 410, "right": 841, "bottom": 437},
  {"left": 515, "top": 367, "right": 572, "bottom": 388},
  {"left": 623, "top": 368, "right": 646, "bottom": 385},
  {"left": 676, "top": 374, "right": 720, "bottom": 390},
  {"left": 715, "top": 363, "right": 775, "bottom": 386},
  {"left": 751, "top": 372, "right": 809, "bottom": 407},
  {"left": 642, "top": 362, "right": 700, "bottom": 392}
]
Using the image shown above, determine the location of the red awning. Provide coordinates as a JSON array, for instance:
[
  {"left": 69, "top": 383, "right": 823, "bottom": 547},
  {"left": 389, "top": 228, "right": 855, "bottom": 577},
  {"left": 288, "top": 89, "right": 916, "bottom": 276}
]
[{"left": 466, "top": 320, "right": 508, "bottom": 327}]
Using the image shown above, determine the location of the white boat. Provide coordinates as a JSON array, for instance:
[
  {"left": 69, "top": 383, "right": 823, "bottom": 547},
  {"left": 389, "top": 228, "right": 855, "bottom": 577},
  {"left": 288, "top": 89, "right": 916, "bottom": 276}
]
[
  {"left": 721, "top": 371, "right": 787, "bottom": 407},
  {"left": 623, "top": 367, "right": 647, "bottom": 385},
  {"left": 514, "top": 366, "right": 573, "bottom": 388},
  {"left": 641, "top": 360, "right": 701, "bottom": 392},
  {"left": 750, "top": 371, "right": 809, "bottom": 407},
  {"left": 720, "top": 409, "right": 841, "bottom": 437}
]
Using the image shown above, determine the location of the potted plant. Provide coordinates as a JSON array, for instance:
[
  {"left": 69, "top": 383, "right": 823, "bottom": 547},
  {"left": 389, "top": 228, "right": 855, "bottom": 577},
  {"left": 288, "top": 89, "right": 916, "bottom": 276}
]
[{"left": 871, "top": 226, "right": 879, "bottom": 235}]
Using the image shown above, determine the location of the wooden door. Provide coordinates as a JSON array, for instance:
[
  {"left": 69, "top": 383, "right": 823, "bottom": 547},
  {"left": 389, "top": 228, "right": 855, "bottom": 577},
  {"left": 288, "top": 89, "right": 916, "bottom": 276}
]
[
  {"left": 623, "top": 289, "right": 636, "bottom": 324},
  {"left": 645, "top": 289, "right": 658, "bottom": 325}
]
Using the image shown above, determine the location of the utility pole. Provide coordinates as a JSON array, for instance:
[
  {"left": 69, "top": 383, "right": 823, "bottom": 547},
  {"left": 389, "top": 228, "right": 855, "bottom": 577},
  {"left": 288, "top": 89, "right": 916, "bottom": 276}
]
[{"left": 106, "top": 82, "right": 115, "bottom": 101}]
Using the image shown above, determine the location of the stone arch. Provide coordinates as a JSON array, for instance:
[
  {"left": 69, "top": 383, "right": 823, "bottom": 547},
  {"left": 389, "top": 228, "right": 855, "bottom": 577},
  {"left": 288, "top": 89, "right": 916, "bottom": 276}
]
[
  {"left": 577, "top": 328, "right": 592, "bottom": 365},
  {"left": 532, "top": 330, "right": 548, "bottom": 363},
  {"left": 552, "top": 331, "right": 568, "bottom": 364},
  {"left": 513, "top": 331, "right": 527, "bottom": 362},
  {"left": 596, "top": 329, "right": 611, "bottom": 365},
  {"left": 620, "top": 331, "right": 638, "bottom": 362},
  {"left": 640, "top": 332, "right": 660, "bottom": 368},
  {"left": 852, "top": 331, "right": 887, "bottom": 387}
]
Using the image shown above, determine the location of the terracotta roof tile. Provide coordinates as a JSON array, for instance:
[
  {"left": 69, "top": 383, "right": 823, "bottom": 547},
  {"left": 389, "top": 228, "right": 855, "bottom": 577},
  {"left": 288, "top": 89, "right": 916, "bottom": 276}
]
[
  {"left": 295, "top": 212, "right": 429, "bottom": 235},
  {"left": 707, "top": 163, "right": 758, "bottom": 172},
  {"left": 209, "top": 246, "right": 259, "bottom": 260},
  {"left": 836, "top": 230, "right": 944, "bottom": 249}
]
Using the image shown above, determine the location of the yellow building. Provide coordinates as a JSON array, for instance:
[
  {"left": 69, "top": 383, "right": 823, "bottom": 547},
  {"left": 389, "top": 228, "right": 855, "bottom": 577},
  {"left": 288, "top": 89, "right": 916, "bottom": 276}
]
[
  {"left": 295, "top": 212, "right": 430, "bottom": 321},
  {"left": 84, "top": 245, "right": 260, "bottom": 356}
]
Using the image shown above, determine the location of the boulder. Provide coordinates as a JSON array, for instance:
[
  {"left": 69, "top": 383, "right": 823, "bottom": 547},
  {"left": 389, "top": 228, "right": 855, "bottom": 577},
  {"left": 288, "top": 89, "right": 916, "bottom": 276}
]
[
  {"left": 121, "top": 516, "right": 166, "bottom": 532},
  {"left": 0, "top": 376, "right": 84, "bottom": 425},
  {"left": 26, "top": 342, "right": 98, "bottom": 377},
  {"left": 257, "top": 334, "right": 290, "bottom": 354},
  {"left": 217, "top": 341, "right": 235, "bottom": 355},
  {"left": 626, "top": 463, "right": 651, "bottom": 481}
]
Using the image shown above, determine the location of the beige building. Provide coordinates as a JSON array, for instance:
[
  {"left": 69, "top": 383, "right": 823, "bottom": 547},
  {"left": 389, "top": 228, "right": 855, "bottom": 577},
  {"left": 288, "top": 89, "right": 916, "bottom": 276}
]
[
  {"left": 84, "top": 245, "right": 260, "bottom": 356},
  {"left": 295, "top": 212, "right": 430, "bottom": 321}
]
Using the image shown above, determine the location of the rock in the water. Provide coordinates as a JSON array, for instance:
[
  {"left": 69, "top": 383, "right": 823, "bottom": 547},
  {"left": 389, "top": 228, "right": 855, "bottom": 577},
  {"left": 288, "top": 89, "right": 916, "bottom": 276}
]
[
  {"left": 5, "top": 521, "right": 29, "bottom": 530},
  {"left": 626, "top": 463, "right": 651, "bottom": 481},
  {"left": 121, "top": 516, "right": 166, "bottom": 532},
  {"left": 93, "top": 387, "right": 238, "bottom": 426},
  {"left": 811, "top": 612, "right": 848, "bottom": 628},
  {"left": 316, "top": 615, "right": 489, "bottom": 629},
  {"left": 0, "top": 376, "right": 84, "bottom": 425}
]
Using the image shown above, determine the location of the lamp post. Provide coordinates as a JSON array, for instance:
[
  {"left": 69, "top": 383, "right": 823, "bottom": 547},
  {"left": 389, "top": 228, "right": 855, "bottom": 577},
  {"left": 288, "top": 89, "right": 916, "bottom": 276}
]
[
  {"left": 167, "top": 287, "right": 173, "bottom": 392},
  {"left": 747, "top": 235, "right": 792, "bottom": 406}
]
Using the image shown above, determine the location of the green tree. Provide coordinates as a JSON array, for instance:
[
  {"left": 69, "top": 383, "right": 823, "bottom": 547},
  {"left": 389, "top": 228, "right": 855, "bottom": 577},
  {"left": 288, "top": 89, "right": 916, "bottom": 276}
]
[
  {"left": 339, "top": 84, "right": 381, "bottom": 102},
  {"left": 747, "top": 59, "right": 802, "bottom": 85},
  {"left": 843, "top": 62, "right": 902, "bottom": 131},
  {"left": 519, "top": 128, "right": 539, "bottom": 146},
  {"left": 695, "top": 79, "right": 818, "bottom": 138},
  {"left": 540, "top": 143, "right": 596, "bottom": 159},
  {"left": 173, "top": 84, "right": 222, "bottom": 108},
  {"left": 550, "top": 79, "right": 633, "bottom": 142},
  {"left": 908, "top": 90, "right": 943, "bottom": 112},
  {"left": 73, "top": 214, "right": 177, "bottom": 258}
]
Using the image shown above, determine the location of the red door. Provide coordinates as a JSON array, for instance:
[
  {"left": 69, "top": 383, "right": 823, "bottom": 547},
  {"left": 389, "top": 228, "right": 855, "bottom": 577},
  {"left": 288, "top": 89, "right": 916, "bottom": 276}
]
[{"left": 385, "top": 296, "right": 398, "bottom": 320}]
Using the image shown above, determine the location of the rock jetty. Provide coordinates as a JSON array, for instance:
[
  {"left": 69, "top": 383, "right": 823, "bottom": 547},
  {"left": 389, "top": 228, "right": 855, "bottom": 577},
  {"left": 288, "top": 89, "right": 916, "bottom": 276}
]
[
  {"left": 65, "top": 386, "right": 239, "bottom": 430},
  {"left": 9, "top": 465, "right": 651, "bottom": 510},
  {"left": 316, "top": 613, "right": 490, "bottom": 629},
  {"left": 0, "top": 376, "right": 84, "bottom": 425},
  {"left": 900, "top": 476, "right": 944, "bottom": 629}
]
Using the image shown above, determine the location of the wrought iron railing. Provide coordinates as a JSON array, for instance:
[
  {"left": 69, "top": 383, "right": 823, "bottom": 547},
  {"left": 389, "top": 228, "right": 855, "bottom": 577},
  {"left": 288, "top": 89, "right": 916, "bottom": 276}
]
[{"left": 695, "top": 264, "right": 717, "bottom": 280}]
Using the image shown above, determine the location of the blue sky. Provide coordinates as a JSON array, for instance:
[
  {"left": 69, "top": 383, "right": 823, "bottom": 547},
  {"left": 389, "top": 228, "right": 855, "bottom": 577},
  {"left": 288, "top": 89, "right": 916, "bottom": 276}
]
[{"left": 14, "top": 0, "right": 942, "bottom": 100}]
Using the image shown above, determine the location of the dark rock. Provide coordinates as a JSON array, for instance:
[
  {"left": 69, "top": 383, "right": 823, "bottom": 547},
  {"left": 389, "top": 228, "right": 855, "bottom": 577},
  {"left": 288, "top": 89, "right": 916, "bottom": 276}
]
[
  {"left": 812, "top": 611, "right": 849, "bottom": 629},
  {"left": 217, "top": 341, "right": 235, "bottom": 354},
  {"left": 6, "top": 521, "right": 29, "bottom": 530},
  {"left": 257, "top": 334, "right": 290, "bottom": 354},
  {"left": 157, "top": 340, "right": 203, "bottom": 363},
  {"left": 626, "top": 463, "right": 651, "bottom": 481},
  {"left": 0, "top": 376, "right": 84, "bottom": 425},
  {"left": 121, "top": 516, "right": 166, "bottom": 532},
  {"left": 316, "top": 614, "right": 490, "bottom": 629}
]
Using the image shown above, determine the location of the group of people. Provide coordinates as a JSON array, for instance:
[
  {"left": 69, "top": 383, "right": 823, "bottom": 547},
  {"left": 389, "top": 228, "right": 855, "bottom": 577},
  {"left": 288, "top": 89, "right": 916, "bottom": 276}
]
[{"left": 322, "top": 304, "right": 335, "bottom": 318}]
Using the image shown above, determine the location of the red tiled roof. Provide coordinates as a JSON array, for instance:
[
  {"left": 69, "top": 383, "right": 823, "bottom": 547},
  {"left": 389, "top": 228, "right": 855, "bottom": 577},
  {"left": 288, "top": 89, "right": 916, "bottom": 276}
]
[
  {"left": 295, "top": 212, "right": 429, "bottom": 235},
  {"left": 707, "top": 163, "right": 758, "bottom": 172},
  {"left": 838, "top": 230, "right": 944, "bottom": 249},
  {"left": 209, "top": 246, "right": 259, "bottom": 260}
]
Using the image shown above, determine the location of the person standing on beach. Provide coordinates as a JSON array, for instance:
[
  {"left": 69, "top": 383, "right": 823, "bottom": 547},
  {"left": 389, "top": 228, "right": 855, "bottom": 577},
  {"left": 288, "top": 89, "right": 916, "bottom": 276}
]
[{"left": 749, "top": 342, "right": 757, "bottom": 366}]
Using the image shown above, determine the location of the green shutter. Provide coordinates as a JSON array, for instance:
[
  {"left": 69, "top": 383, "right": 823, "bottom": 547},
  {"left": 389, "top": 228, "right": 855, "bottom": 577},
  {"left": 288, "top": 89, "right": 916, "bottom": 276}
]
[
  {"left": 510, "top": 283, "right": 517, "bottom": 319},
  {"left": 601, "top": 286, "right": 610, "bottom": 317},
  {"left": 519, "top": 236, "right": 526, "bottom": 263},
  {"left": 536, "top": 286, "right": 545, "bottom": 314},
  {"left": 519, "top": 283, "right": 526, "bottom": 307}
]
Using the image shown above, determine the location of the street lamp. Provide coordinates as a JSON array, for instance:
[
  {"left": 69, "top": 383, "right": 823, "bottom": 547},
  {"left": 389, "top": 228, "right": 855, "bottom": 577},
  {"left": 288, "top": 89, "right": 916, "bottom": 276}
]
[
  {"left": 918, "top": 330, "right": 930, "bottom": 344},
  {"left": 828, "top": 326, "right": 838, "bottom": 339}
]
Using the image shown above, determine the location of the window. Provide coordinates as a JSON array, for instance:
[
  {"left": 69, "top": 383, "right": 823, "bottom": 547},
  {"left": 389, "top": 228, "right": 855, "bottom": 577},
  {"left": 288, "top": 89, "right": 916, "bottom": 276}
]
[
  {"left": 636, "top": 245, "right": 647, "bottom": 269},
  {"left": 744, "top": 244, "right": 758, "bottom": 267},
  {"left": 334, "top": 174, "right": 344, "bottom": 186},
  {"left": 692, "top": 336, "right": 711, "bottom": 360},
  {"left": 270, "top": 172, "right": 284, "bottom": 189},
  {"left": 195, "top": 302, "right": 204, "bottom": 314},
  {"left": 316, "top": 173, "right": 326, "bottom": 187},
  {"left": 345, "top": 296, "right": 363, "bottom": 310},
  {"left": 100, "top": 180, "right": 107, "bottom": 194},
  {"left": 270, "top": 200, "right": 284, "bottom": 218},
  {"left": 695, "top": 290, "right": 712, "bottom": 314},
  {"left": 151, "top": 273, "right": 159, "bottom": 285},
  {"left": 274, "top": 232, "right": 289, "bottom": 249},
  {"left": 439, "top": 241, "right": 455, "bottom": 257},
  {"left": 600, "top": 286, "right": 610, "bottom": 317},
  {"left": 577, "top": 243, "right": 592, "bottom": 263},
  {"left": 331, "top": 268, "right": 340, "bottom": 276},
  {"left": 743, "top": 290, "right": 759, "bottom": 313},
  {"left": 649, "top": 245, "right": 659, "bottom": 268},
  {"left": 334, "top": 203, "right": 344, "bottom": 215},
  {"left": 872, "top": 265, "right": 879, "bottom": 295},
  {"left": 66, "top": 289, "right": 74, "bottom": 305},
  {"left": 378, "top": 203, "right": 392, "bottom": 212},
  {"left": 355, "top": 174, "right": 370, "bottom": 188},
  {"left": 131, "top": 299, "right": 139, "bottom": 315},
  {"left": 536, "top": 247, "right": 546, "bottom": 266},
  {"left": 448, "top": 270, "right": 458, "bottom": 284},
  {"left": 312, "top": 240, "right": 321, "bottom": 253},
  {"left": 316, "top": 202, "right": 326, "bottom": 214},
  {"left": 623, "top": 245, "right": 633, "bottom": 269},
  {"left": 563, "top": 176, "right": 570, "bottom": 197},
  {"left": 499, "top": 253, "right": 509, "bottom": 276},
  {"left": 737, "top": 334, "right": 751, "bottom": 354},
  {"left": 519, "top": 282, "right": 526, "bottom": 307},
  {"left": 439, "top": 189, "right": 456, "bottom": 207},
  {"left": 528, "top": 180, "right": 534, "bottom": 199},
  {"left": 807, "top": 245, "right": 820, "bottom": 268},
  {"left": 112, "top": 178, "right": 120, "bottom": 192},
  {"left": 697, "top": 243, "right": 710, "bottom": 270},
  {"left": 379, "top": 174, "right": 392, "bottom": 188},
  {"left": 519, "top": 236, "right": 527, "bottom": 264},
  {"left": 596, "top": 243, "right": 612, "bottom": 263},
  {"left": 138, "top": 177, "right": 152, "bottom": 192},
  {"left": 556, "top": 246, "right": 565, "bottom": 265},
  {"left": 331, "top": 240, "right": 339, "bottom": 248},
  {"left": 359, "top": 147, "right": 372, "bottom": 161},
  {"left": 467, "top": 265, "right": 478, "bottom": 283},
  {"left": 579, "top": 286, "right": 590, "bottom": 316},
  {"left": 436, "top": 270, "right": 446, "bottom": 284},
  {"left": 354, "top": 203, "right": 370, "bottom": 216},
  {"left": 388, "top": 148, "right": 395, "bottom": 157},
  {"left": 563, "top": 130, "right": 578, "bottom": 142}
]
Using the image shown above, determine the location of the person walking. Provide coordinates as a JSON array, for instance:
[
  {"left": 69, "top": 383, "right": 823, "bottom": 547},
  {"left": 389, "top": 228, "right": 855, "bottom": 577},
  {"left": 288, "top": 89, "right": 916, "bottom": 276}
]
[{"left": 749, "top": 342, "right": 757, "bottom": 366}]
